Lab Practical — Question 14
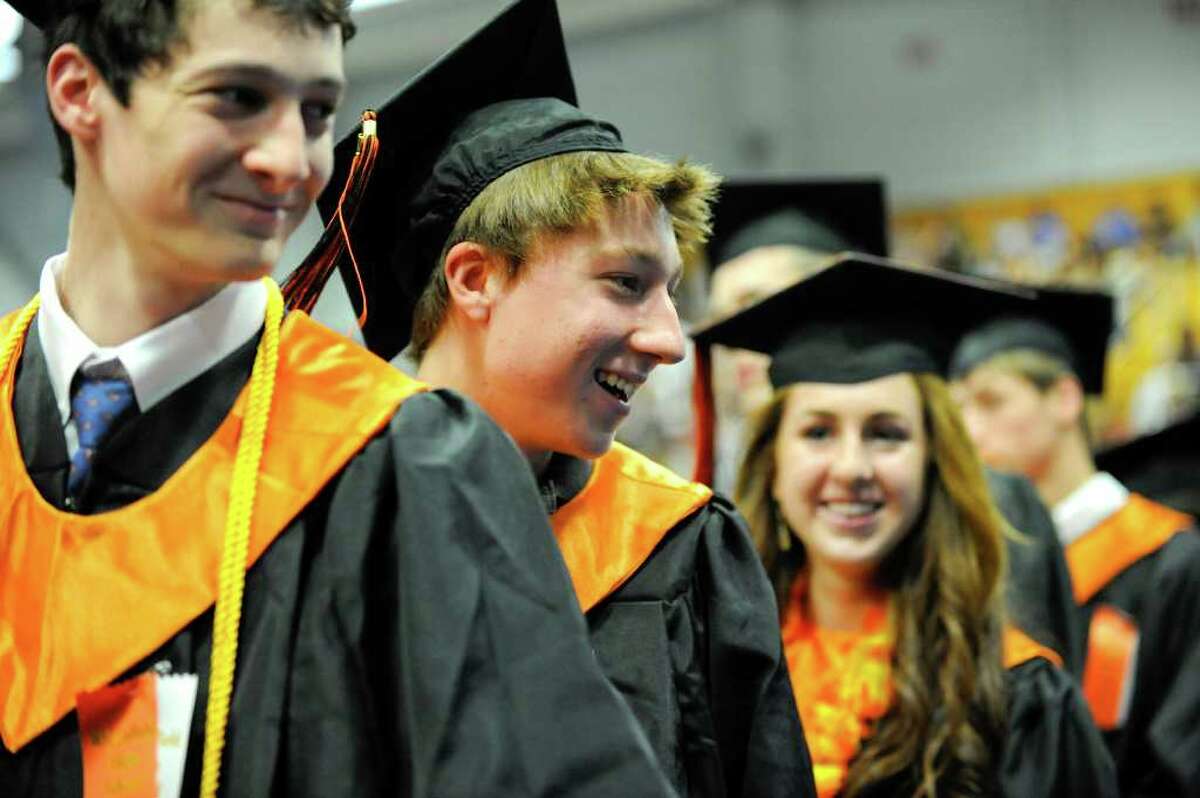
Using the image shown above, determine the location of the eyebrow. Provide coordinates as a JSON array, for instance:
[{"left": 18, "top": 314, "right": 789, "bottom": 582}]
[
  {"left": 187, "top": 63, "right": 346, "bottom": 95},
  {"left": 799, "top": 409, "right": 911, "bottom": 424}
]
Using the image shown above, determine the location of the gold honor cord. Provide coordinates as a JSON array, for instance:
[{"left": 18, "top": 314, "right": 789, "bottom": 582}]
[
  {"left": 0, "top": 295, "right": 41, "bottom": 375},
  {"left": 200, "top": 277, "right": 283, "bottom": 798},
  {"left": 0, "top": 278, "right": 284, "bottom": 798}
]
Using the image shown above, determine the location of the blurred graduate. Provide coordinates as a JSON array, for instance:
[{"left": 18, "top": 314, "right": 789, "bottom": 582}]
[{"left": 952, "top": 286, "right": 1200, "bottom": 796}]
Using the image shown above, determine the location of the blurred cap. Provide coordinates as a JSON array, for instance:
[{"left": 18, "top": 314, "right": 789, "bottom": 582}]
[
  {"left": 949, "top": 286, "right": 1115, "bottom": 395},
  {"left": 708, "top": 178, "right": 888, "bottom": 268}
]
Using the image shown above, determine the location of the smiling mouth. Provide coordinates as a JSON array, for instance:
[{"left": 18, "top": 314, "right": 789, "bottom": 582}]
[
  {"left": 821, "top": 501, "right": 884, "bottom": 519},
  {"left": 594, "top": 369, "right": 638, "bottom": 403},
  {"left": 217, "top": 193, "right": 296, "bottom": 214}
]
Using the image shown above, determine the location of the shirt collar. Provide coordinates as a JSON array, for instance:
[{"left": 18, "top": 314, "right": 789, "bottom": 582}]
[
  {"left": 1051, "top": 471, "right": 1130, "bottom": 546},
  {"left": 36, "top": 253, "right": 267, "bottom": 424},
  {"left": 536, "top": 453, "right": 594, "bottom": 515}
]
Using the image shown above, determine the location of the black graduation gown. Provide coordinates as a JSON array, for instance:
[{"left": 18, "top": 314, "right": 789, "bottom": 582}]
[
  {"left": 541, "top": 455, "right": 815, "bottom": 798},
  {"left": 999, "top": 658, "right": 1118, "bottom": 798},
  {"left": 986, "top": 469, "right": 1086, "bottom": 678},
  {"left": 0, "top": 321, "right": 676, "bottom": 798},
  {"left": 1082, "top": 526, "right": 1200, "bottom": 796},
  {"left": 855, "top": 657, "right": 1117, "bottom": 798}
]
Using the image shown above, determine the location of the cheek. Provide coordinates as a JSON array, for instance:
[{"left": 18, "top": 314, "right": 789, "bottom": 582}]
[
  {"left": 880, "top": 451, "right": 928, "bottom": 521},
  {"left": 157, "top": 134, "right": 237, "bottom": 207},
  {"left": 489, "top": 306, "right": 580, "bottom": 389},
  {"left": 970, "top": 403, "right": 1027, "bottom": 454},
  {"left": 1001, "top": 402, "right": 1055, "bottom": 450},
  {"left": 773, "top": 445, "right": 824, "bottom": 513},
  {"left": 733, "top": 351, "right": 771, "bottom": 389},
  {"left": 309, "top": 144, "right": 335, "bottom": 196}
]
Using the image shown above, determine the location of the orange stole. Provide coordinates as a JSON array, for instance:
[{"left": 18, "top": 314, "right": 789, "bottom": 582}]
[
  {"left": 1081, "top": 604, "right": 1138, "bottom": 730},
  {"left": 1065, "top": 494, "right": 1192, "bottom": 605},
  {"left": 1002, "top": 625, "right": 1064, "bottom": 670},
  {"left": 0, "top": 308, "right": 426, "bottom": 753},
  {"left": 781, "top": 578, "right": 892, "bottom": 798},
  {"left": 550, "top": 442, "right": 712, "bottom": 613},
  {"left": 782, "top": 578, "right": 1063, "bottom": 798}
]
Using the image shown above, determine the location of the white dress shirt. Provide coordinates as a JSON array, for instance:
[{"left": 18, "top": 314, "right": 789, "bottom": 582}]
[
  {"left": 35, "top": 254, "right": 268, "bottom": 456},
  {"left": 1051, "top": 471, "right": 1131, "bottom": 548}
]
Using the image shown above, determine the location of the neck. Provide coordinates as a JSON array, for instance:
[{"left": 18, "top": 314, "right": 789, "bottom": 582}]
[
  {"left": 417, "top": 331, "right": 552, "bottom": 478},
  {"left": 1034, "top": 430, "right": 1096, "bottom": 507},
  {"left": 61, "top": 181, "right": 223, "bottom": 346},
  {"left": 806, "top": 561, "right": 888, "bottom": 632}
]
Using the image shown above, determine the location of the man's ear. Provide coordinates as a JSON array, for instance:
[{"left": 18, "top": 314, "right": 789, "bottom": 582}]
[
  {"left": 45, "top": 44, "right": 104, "bottom": 143},
  {"left": 1049, "top": 374, "right": 1085, "bottom": 428},
  {"left": 442, "top": 241, "right": 506, "bottom": 324}
]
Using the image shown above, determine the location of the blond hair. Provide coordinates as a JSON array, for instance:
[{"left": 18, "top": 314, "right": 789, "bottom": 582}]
[
  {"left": 736, "top": 374, "right": 1008, "bottom": 796},
  {"left": 409, "top": 150, "right": 719, "bottom": 359},
  {"left": 974, "top": 348, "right": 1073, "bottom": 392}
]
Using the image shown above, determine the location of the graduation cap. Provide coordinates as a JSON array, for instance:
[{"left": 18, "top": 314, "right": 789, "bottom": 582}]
[
  {"left": 948, "top": 285, "right": 1115, "bottom": 395},
  {"left": 1095, "top": 412, "right": 1200, "bottom": 517},
  {"left": 688, "top": 254, "right": 1035, "bottom": 483},
  {"left": 708, "top": 179, "right": 888, "bottom": 268},
  {"left": 6, "top": 0, "right": 71, "bottom": 29},
  {"left": 284, "top": 0, "right": 626, "bottom": 361}
]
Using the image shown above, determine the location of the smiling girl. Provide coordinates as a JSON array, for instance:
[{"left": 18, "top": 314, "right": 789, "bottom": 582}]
[{"left": 695, "top": 256, "right": 1117, "bottom": 797}]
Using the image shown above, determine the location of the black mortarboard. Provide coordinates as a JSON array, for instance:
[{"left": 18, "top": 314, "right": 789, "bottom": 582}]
[
  {"left": 688, "top": 254, "right": 1034, "bottom": 483},
  {"left": 7, "top": 0, "right": 69, "bottom": 29},
  {"left": 303, "top": 0, "right": 625, "bottom": 361},
  {"left": 708, "top": 179, "right": 888, "bottom": 267},
  {"left": 693, "top": 254, "right": 1032, "bottom": 387},
  {"left": 949, "top": 286, "right": 1115, "bottom": 395},
  {"left": 1096, "top": 413, "right": 1200, "bottom": 517}
]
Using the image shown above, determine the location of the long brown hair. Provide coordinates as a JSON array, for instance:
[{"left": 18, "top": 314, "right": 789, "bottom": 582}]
[{"left": 736, "top": 373, "right": 1008, "bottom": 797}]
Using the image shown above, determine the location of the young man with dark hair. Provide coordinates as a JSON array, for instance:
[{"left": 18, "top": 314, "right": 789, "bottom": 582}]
[
  {"left": 0, "top": 3, "right": 675, "bottom": 796},
  {"left": 290, "top": 1, "right": 815, "bottom": 795}
]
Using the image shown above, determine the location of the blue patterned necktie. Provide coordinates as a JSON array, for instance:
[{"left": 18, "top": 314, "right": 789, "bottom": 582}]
[{"left": 67, "top": 365, "right": 138, "bottom": 497}]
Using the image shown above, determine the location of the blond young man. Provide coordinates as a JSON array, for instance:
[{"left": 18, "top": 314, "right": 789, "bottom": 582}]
[{"left": 288, "top": 1, "right": 815, "bottom": 795}]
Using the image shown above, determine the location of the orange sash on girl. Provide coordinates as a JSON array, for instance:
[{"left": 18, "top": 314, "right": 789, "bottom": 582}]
[{"left": 783, "top": 577, "right": 1062, "bottom": 797}]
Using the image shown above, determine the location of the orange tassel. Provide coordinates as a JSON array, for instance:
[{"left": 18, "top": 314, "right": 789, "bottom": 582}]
[
  {"left": 691, "top": 342, "right": 716, "bottom": 485},
  {"left": 282, "top": 109, "right": 380, "bottom": 329}
]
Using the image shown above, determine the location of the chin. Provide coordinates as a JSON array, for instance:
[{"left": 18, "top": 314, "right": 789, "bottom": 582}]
[
  {"left": 219, "top": 250, "right": 279, "bottom": 282},
  {"left": 823, "top": 551, "right": 888, "bottom": 582},
  {"left": 213, "top": 230, "right": 286, "bottom": 275},
  {"left": 566, "top": 430, "right": 617, "bottom": 460}
]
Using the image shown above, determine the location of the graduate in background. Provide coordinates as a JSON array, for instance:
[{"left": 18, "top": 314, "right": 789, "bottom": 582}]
[
  {"left": 703, "top": 182, "right": 1083, "bottom": 677},
  {"left": 283, "top": 1, "right": 814, "bottom": 795},
  {"left": 952, "top": 287, "right": 1200, "bottom": 796},
  {"left": 704, "top": 180, "right": 887, "bottom": 494},
  {"left": 695, "top": 256, "right": 1116, "bottom": 797},
  {"left": 0, "top": 2, "right": 675, "bottom": 796}
]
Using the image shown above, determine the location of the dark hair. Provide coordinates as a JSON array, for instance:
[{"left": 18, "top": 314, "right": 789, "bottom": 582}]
[{"left": 42, "top": 0, "right": 356, "bottom": 189}]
